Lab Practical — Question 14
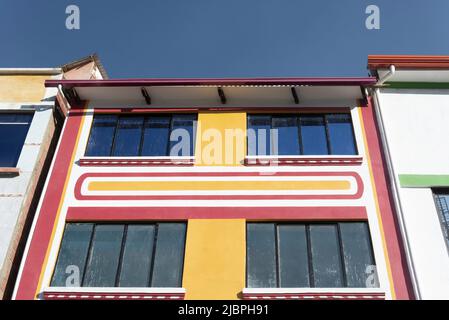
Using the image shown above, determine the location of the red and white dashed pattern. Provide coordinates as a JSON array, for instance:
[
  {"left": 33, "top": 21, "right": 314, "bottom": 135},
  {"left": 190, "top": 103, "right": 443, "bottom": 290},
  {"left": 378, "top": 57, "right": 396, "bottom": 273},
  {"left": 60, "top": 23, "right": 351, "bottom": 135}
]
[
  {"left": 242, "top": 293, "right": 385, "bottom": 300},
  {"left": 244, "top": 157, "right": 363, "bottom": 167},
  {"left": 43, "top": 291, "right": 185, "bottom": 300},
  {"left": 78, "top": 158, "right": 194, "bottom": 167}
]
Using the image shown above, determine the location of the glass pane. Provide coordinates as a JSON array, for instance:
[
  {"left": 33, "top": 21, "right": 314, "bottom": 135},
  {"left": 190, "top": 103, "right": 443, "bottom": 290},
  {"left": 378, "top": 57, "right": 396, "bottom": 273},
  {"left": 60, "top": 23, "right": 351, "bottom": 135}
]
[
  {"left": 83, "top": 225, "right": 124, "bottom": 287},
  {"left": 434, "top": 193, "right": 449, "bottom": 248},
  {"left": 112, "top": 117, "right": 144, "bottom": 156},
  {"left": 272, "top": 116, "right": 300, "bottom": 155},
  {"left": 278, "top": 224, "right": 310, "bottom": 287},
  {"left": 247, "top": 223, "right": 277, "bottom": 288},
  {"left": 327, "top": 114, "right": 357, "bottom": 155},
  {"left": 0, "top": 113, "right": 33, "bottom": 167},
  {"left": 339, "top": 223, "right": 376, "bottom": 287},
  {"left": 151, "top": 223, "right": 186, "bottom": 287},
  {"left": 85, "top": 115, "right": 117, "bottom": 156},
  {"left": 247, "top": 115, "right": 271, "bottom": 156},
  {"left": 141, "top": 116, "right": 170, "bottom": 156},
  {"left": 169, "top": 114, "right": 196, "bottom": 156},
  {"left": 300, "top": 116, "right": 329, "bottom": 155},
  {"left": 309, "top": 225, "right": 344, "bottom": 287},
  {"left": 118, "top": 225, "right": 155, "bottom": 287},
  {"left": 51, "top": 224, "right": 93, "bottom": 287}
]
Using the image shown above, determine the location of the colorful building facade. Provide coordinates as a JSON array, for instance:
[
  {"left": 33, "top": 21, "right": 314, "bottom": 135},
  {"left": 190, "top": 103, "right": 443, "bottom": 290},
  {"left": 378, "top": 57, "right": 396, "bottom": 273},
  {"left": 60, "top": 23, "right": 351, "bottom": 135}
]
[
  {"left": 12, "top": 76, "right": 413, "bottom": 300},
  {"left": 0, "top": 55, "right": 106, "bottom": 299},
  {"left": 368, "top": 55, "right": 449, "bottom": 299}
]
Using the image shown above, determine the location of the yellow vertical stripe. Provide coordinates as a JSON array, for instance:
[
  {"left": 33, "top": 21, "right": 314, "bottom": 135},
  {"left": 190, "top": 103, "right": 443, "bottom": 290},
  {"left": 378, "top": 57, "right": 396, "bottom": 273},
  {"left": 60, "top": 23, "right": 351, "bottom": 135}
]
[{"left": 182, "top": 219, "right": 246, "bottom": 300}]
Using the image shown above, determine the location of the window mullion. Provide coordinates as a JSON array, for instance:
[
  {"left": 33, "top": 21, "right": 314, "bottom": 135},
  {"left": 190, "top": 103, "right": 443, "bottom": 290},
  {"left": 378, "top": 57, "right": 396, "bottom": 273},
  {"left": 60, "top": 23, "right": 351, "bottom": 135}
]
[
  {"left": 148, "top": 223, "right": 159, "bottom": 287},
  {"left": 274, "top": 224, "right": 281, "bottom": 287},
  {"left": 336, "top": 223, "right": 348, "bottom": 287},
  {"left": 305, "top": 224, "right": 314, "bottom": 288},
  {"left": 324, "top": 114, "right": 332, "bottom": 155},
  {"left": 80, "top": 224, "right": 96, "bottom": 287},
  {"left": 109, "top": 116, "right": 120, "bottom": 157},
  {"left": 114, "top": 225, "right": 128, "bottom": 287}
]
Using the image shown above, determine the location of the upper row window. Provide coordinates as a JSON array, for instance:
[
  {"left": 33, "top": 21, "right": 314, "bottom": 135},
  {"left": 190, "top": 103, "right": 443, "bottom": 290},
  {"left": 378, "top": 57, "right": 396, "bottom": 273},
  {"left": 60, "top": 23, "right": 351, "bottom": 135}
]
[
  {"left": 85, "top": 113, "right": 357, "bottom": 158},
  {"left": 247, "top": 113, "right": 357, "bottom": 156},
  {"left": 85, "top": 114, "right": 197, "bottom": 157},
  {"left": 0, "top": 113, "right": 34, "bottom": 167}
]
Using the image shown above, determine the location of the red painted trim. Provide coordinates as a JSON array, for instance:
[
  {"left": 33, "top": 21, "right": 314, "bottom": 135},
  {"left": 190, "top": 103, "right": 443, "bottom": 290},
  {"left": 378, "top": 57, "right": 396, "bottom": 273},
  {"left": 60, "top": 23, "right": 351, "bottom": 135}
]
[
  {"left": 91, "top": 107, "right": 352, "bottom": 113},
  {"left": 45, "top": 77, "right": 377, "bottom": 88},
  {"left": 78, "top": 158, "right": 194, "bottom": 167},
  {"left": 14, "top": 105, "right": 86, "bottom": 300},
  {"left": 66, "top": 206, "right": 368, "bottom": 221},
  {"left": 74, "top": 171, "right": 364, "bottom": 201},
  {"left": 43, "top": 290, "right": 185, "bottom": 300},
  {"left": 244, "top": 156, "right": 363, "bottom": 166},
  {"left": 242, "top": 292, "right": 385, "bottom": 300},
  {"left": 361, "top": 97, "right": 414, "bottom": 299},
  {"left": 368, "top": 55, "right": 449, "bottom": 70}
]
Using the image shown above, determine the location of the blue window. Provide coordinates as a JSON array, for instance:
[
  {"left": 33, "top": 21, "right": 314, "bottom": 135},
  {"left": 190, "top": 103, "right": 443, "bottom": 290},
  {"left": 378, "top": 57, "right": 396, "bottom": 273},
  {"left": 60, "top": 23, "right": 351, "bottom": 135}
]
[
  {"left": 112, "top": 117, "right": 144, "bottom": 156},
  {"left": 327, "top": 114, "right": 357, "bottom": 155},
  {"left": 51, "top": 222, "right": 187, "bottom": 288},
  {"left": 300, "top": 116, "right": 328, "bottom": 155},
  {"left": 0, "top": 113, "right": 33, "bottom": 167},
  {"left": 247, "top": 222, "right": 376, "bottom": 288},
  {"left": 141, "top": 116, "right": 170, "bottom": 156},
  {"left": 86, "top": 114, "right": 197, "bottom": 157},
  {"left": 247, "top": 113, "right": 357, "bottom": 156},
  {"left": 84, "top": 115, "right": 117, "bottom": 157},
  {"left": 247, "top": 115, "right": 271, "bottom": 156}
]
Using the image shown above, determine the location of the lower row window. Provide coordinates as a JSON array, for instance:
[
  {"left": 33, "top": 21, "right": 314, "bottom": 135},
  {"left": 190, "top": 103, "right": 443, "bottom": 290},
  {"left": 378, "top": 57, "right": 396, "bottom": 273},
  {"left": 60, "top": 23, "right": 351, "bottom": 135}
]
[
  {"left": 247, "top": 222, "right": 377, "bottom": 288},
  {"left": 51, "top": 223, "right": 186, "bottom": 288},
  {"left": 51, "top": 221, "right": 376, "bottom": 290}
]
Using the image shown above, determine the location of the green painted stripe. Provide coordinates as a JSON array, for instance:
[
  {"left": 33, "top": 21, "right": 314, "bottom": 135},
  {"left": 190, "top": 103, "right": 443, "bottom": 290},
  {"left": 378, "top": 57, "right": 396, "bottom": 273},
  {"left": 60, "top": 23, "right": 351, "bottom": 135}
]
[
  {"left": 399, "top": 174, "right": 449, "bottom": 187},
  {"left": 386, "top": 82, "right": 449, "bottom": 89}
]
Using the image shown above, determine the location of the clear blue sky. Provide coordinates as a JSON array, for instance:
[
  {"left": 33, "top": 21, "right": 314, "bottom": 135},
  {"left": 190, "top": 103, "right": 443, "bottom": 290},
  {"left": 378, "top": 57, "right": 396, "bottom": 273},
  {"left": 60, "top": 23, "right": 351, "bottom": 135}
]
[{"left": 1, "top": 0, "right": 449, "bottom": 78}]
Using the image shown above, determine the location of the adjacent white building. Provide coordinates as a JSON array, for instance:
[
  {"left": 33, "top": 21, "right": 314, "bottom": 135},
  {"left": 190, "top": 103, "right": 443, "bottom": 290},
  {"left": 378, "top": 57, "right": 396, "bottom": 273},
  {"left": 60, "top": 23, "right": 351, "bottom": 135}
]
[
  {"left": 0, "top": 55, "right": 106, "bottom": 298},
  {"left": 369, "top": 55, "right": 449, "bottom": 299}
]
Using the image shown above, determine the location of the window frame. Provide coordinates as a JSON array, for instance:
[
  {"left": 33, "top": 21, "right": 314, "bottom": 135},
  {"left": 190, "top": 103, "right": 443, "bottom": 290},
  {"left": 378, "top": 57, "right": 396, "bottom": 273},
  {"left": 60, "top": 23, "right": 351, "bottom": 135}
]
[
  {"left": 0, "top": 111, "right": 34, "bottom": 168},
  {"left": 246, "top": 221, "right": 377, "bottom": 289},
  {"left": 51, "top": 222, "right": 187, "bottom": 289},
  {"left": 246, "top": 113, "right": 358, "bottom": 157},
  {"left": 432, "top": 189, "right": 449, "bottom": 252},
  {"left": 84, "top": 113, "right": 197, "bottom": 158}
]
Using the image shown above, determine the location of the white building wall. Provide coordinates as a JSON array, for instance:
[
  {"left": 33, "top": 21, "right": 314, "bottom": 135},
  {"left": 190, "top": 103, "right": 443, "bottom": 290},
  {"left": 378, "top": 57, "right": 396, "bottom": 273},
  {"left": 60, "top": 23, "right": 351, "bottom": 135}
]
[
  {"left": 0, "top": 103, "right": 54, "bottom": 273},
  {"left": 378, "top": 88, "right": 449, "bottom": 299}
]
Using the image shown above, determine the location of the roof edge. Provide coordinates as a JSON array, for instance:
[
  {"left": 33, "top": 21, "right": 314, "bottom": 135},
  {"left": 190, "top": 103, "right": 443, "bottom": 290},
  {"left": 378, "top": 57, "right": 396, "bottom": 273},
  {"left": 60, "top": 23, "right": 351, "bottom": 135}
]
[
  {"left": 368, "top": 55, "right": 449, "bottom": 70},
  {"left": 45, "top": 77, "right": 377, "bottom": 88}
]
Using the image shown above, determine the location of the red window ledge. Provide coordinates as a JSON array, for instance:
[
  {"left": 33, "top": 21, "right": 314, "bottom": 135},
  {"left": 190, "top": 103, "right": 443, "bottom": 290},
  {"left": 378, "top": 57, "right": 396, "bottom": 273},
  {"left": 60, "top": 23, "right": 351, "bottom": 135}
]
[
  {"left": 242, "top": 288, "right": 385, "bottom": 300},
  {"left": 42, "top": 287, "right": 186, "bottom": 300},
  {"left": 0, "top": 167, "right": 20, "bottom": 176},
  {"left": 244, "top": 156, "right": 363, "bottom": 167},
  {"left": 78, "top": 157, "right": 194, "bottom": 167}
]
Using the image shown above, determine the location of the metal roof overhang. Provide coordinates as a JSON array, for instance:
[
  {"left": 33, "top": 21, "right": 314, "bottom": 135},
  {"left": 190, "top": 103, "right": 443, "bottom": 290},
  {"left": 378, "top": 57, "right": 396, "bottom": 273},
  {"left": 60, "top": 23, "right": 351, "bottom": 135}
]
[{"left": 46, "top": 77, "right": 375, "bottom": 109}]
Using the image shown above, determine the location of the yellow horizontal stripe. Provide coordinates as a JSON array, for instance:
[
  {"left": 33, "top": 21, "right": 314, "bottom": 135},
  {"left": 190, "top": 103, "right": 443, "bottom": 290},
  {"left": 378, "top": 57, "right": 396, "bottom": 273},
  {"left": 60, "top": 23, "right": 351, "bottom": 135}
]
[{"left": 88, "top": 180, "right": 350, "bottom": 191}]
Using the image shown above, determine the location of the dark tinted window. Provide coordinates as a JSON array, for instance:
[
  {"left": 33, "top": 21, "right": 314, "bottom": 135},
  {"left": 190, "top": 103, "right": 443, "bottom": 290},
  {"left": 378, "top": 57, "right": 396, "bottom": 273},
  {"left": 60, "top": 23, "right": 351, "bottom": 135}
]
[
  {"left": 112, "top": 117, "right": 144, "bottom": 156},
  {"left": 247, "top": 114, "right": 357, "bottom": 156},
  {"left": 0, "top": 113, "right": 33, "bottom": 167},
  {"left": 246, "top": 223, "right": 277, "bottom": 288},
  {"left": 246, "top": 222, "right": 376, "bottom": 288},
  {"left": 51, "top": 222, "right": 186, "bottom": 288},
  {"left": 327, "top": 114, "right": 357, "bottom": 155},
  {"left": 300, "top": 116, "right": 329, "bottom": 155},
  {"left": 433, "top": 191, "right": 449, "bottom": 250},
  {"left": 247, "top": 115, "right": 271, "bottom": 156},
  {"left": 86, "top": 114, "right": 197, "bottom": 157},
  {"left": 85, "top": 115, "right": 117, "bottom": 156}
]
